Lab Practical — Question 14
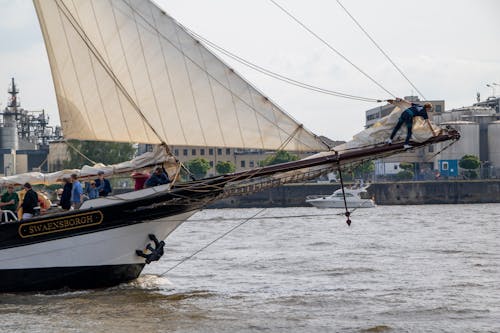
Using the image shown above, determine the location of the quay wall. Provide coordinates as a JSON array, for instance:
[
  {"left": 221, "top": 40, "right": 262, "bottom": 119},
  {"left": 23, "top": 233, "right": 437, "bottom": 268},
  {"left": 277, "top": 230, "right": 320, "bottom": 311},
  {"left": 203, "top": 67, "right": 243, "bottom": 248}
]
[{"left": 207, "top": 180, "right": 500, "bottom": 208}]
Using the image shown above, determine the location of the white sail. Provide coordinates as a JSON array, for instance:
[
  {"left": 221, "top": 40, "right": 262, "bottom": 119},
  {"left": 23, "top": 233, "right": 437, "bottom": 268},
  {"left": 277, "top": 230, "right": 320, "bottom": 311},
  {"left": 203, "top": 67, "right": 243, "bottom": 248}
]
[{"left": 33, "top": 0, "right": 328, "bottom": 152}]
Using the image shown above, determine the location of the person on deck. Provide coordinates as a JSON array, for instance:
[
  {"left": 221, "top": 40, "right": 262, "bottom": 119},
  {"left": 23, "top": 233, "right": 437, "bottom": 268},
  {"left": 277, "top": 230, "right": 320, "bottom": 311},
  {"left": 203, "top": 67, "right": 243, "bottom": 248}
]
[
  {"left": 385, "top": 98, "right": 436, "bottom": 149},
  {"left": 60, "top": 177, "right": 72, "bottom": 210},
  {"left": 145, "top": 167, "right": 170, "bottom": 188},
  {"left": 21, "top": 183, "right": 38, "bottom": 220},
  {"left": 131, "top": 171, "right": 150, "bottom": 191},
  {"left": 87, "top": 181, "right": 99, "bottom": 199},
  {"left": 0, "top": 185, "right": 19, "bottom": 220},
  {"left": 95, "top": 171, "right": 112, "bottom": 197},
  {"left": 71, "top": 174, "right": 83, "bottom": 209}
]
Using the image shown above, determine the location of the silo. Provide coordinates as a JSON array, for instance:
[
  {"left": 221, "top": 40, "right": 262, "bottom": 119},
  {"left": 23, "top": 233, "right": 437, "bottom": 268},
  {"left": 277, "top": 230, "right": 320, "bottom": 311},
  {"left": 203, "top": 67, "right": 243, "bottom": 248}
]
[
  {"left": 0, "top": 113, "right": 19, "bottom": 150},
  {"left": 434, "top": 121, "right": 479, "bottom": 169},
  {"left": 488, "top": 121, "right": 500, "bottom": 168}
]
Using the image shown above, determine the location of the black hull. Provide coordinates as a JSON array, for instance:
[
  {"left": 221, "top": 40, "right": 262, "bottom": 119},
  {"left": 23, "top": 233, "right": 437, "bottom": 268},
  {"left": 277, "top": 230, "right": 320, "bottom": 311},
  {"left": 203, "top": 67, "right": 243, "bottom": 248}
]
[
  {"left": 0, "top": 264, "right": 144, "bottom": 292},
  {"left": 0, "top": 181, "right": 224, "bottom": 292}
]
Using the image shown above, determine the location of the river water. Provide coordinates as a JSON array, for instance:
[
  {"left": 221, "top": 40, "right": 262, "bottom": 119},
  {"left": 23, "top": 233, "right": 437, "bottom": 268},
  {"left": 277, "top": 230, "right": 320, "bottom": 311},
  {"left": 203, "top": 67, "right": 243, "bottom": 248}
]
[{"left": 0, "top": 204, "right": 498, "bottom": 332}]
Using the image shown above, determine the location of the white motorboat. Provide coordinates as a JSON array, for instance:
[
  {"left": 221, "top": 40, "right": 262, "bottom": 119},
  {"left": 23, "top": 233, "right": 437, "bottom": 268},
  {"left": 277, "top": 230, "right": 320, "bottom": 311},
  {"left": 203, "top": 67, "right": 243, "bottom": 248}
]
[{"left": 306, "top": 186, "right": 375, "bottom": 208}]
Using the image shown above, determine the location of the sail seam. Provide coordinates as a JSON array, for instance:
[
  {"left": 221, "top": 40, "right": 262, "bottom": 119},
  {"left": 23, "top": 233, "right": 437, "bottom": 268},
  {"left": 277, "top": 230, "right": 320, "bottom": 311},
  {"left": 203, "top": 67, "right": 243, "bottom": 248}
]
[
  {"left": 196, "top": 38, "right": 228, "bottom": 148},
  {"left": 55, "top": 0, "right": 98, "bottom": 140},
  {"left": 56, "top": 0, "right": 166, "bottom": 144},
  {"left": 108, "top": 0, "right": 154, "bottom": 143},
  {"left": 89, "top": 0, "right": 134, "bottom": 143},
  {"left": 33, "top": 1, "right": 72, "bottom": 141},
  {"left": 127, "top": 0, "right": 170, "bottom": 144},
  {"left": 171, "top": 23, "right": 209, "bottom": 147},
  {"left": 246, "top": 82, "right": 266, "bottom": 149},
  {"left": 70, "top": 0, "right": 116, "bottom": 142},
  {"left": 148, "top": 4, "right": 189, "bottom": 145}
]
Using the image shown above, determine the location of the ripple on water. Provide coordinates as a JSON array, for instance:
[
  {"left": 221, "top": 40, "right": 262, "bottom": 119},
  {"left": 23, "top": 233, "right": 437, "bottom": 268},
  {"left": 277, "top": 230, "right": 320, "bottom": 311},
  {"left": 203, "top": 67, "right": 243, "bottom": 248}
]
[{"left": 1, "top": 205, "right": 499, "bottom": 333}]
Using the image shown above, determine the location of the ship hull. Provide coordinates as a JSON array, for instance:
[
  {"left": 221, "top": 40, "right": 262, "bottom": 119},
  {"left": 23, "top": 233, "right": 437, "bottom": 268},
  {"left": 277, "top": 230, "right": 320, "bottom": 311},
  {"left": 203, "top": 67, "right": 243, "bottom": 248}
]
[
  {"left": 0, "top": 182, "right": 220, "bottom": 292},
  {"left": 0, "top": 212, "right": 196, "bottom": 292}
]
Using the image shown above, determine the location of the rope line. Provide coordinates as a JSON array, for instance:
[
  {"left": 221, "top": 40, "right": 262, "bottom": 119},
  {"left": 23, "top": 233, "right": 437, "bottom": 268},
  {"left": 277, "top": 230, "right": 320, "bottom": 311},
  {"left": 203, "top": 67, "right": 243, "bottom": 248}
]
[
  {"left": 268, "top": 0, "right": 396, "bottom": 98},
  {"left": 64, "top": 140, "right": 97, "bottom": 165},
  {"left": 157, "top": 208, "right": 267, "bottom": 276},
  {"left": 187, "top": 29, "right": 382, "bottom": 103},
  {"left": 55, "top": 0, "right": 167, "bottom": 146},
  {"left": 335, "top": 0, "right": 427, "bottom": 100}
]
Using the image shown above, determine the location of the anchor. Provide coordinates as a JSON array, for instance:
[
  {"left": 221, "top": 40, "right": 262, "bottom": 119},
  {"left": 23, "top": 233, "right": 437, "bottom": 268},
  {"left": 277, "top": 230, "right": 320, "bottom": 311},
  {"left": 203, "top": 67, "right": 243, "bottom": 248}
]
[{"left": 135, "top": 234, "right": 165, "bottom": 264}]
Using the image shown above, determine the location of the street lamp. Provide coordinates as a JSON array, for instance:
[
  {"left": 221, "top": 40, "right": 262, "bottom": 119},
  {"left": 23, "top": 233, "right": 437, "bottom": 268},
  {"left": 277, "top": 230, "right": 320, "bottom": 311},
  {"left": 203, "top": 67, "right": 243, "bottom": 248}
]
[{"left": 486, "top": 82, "right": 499, "bottom": 97}]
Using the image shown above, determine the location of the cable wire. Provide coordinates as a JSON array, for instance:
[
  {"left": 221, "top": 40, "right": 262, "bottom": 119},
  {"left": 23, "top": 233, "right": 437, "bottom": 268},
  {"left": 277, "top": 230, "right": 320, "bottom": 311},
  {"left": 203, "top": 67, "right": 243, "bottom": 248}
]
[
  {"left": 268, "top": 0, "right": 396, "bottom": 98},
  {"left": 187, "top": 29, "right": 382, "bottom": 103},
  {"left": 157, "top": 208, "right": 266, "bottom": 276},
  {"left": 335, "top": 0, "right": 427, "bottom": 100}
]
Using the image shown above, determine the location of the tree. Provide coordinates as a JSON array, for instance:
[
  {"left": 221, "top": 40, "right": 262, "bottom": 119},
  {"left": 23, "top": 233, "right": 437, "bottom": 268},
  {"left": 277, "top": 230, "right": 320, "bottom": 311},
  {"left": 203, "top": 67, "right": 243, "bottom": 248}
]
[
  {"left": 459, "top": 155, "right": 480, "bottom": 179},
  {"left": 399, "top": 162, "right": 414, "bottom": 171},
  {"left": 185, "top": 158, "right": 211, "bottom": 179},
  {"left": 64, "top": 140, "right": 136, "bottom": 169},
  {"left": 215, "top": 161, "right": 235, "bottom": 175},
  {"left": 259, "top": 150, "right": 298, "bottom": 167},
  {"left": 396, "top": 169, "right": 414, "bottom": 180},
  {"left": 351, "top": 161, "right": 374, "bottom": 179},
  {"left": 396, "top": 162, "right": 414, "bottom": 180}
]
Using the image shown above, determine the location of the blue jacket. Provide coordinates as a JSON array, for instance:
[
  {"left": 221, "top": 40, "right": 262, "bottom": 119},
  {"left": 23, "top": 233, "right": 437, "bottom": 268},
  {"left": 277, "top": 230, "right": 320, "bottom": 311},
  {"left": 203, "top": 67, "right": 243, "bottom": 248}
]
[
  {"left": 95, "top": 178, "right": 112, "bottom": 197},
  {"left": 145, "top": 172, "right": 170, "bottom": 187},
  {"left": 405, "top": 103, "right": 429, "bottom": 120},
  {"left": 71, "top": 181, "right": 83, "bottom": 203}
]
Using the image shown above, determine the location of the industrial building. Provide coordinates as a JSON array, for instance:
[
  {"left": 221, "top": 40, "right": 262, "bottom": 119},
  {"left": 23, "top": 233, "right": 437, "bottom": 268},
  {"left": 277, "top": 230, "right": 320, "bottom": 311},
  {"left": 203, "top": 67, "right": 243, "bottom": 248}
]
[{"left": 0, "top": 78, "right": 61, "bottom": 176}]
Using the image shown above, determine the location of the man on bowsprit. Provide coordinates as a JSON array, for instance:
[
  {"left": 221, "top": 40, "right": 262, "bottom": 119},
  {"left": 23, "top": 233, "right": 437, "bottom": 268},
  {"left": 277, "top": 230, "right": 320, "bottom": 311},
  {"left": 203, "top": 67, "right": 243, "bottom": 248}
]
[{"left": 385, "top": 98, "right": 436, "bottom": 150}]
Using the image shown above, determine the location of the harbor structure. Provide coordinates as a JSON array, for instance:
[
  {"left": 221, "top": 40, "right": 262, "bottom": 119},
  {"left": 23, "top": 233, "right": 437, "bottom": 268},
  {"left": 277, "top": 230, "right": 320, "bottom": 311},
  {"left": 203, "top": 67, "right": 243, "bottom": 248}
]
[{"left": 0, "top": 78, "right": 61, "bottom": 176}]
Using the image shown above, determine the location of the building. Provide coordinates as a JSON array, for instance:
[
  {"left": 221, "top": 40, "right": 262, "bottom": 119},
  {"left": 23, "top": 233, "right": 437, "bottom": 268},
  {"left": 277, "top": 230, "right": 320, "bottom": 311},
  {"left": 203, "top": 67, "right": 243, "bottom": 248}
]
[
  {"left": 365, "top": 96, "right": 445, "bottom": 128},
  {"left": 0, "top": 78, "right": 62, "bottom": 176}
]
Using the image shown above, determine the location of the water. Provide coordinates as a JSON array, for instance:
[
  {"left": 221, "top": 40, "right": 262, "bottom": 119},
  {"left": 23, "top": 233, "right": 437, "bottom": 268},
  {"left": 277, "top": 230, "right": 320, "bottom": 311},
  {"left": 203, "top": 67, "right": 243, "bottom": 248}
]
[{"left": 0, "top": 204, "right": 498, "bottom": 332}]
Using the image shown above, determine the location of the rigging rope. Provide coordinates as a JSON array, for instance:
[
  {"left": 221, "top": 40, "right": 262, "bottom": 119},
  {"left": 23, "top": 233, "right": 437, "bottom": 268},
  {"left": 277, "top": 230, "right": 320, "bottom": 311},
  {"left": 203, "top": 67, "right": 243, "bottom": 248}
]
[
  {"left": 335, "top": 0, "right": 427, "bottom": 100},
  {"left": 336, "top": 159, "right": 352, "bottom": 226},
  {"left": 187, "top": 29, "right": 382, "bottom": 103},
  {"left": 55, "top": 0, "right": 169, "bottom": 147},
  {"left": 268, "top": 0, "right": 396, "bottom": 99},
  {"left": 157, "top": 208, "right": 266, "bottom": 276},
  {"left": 64, "top": 140, "right": 97, "bottom": 165}
]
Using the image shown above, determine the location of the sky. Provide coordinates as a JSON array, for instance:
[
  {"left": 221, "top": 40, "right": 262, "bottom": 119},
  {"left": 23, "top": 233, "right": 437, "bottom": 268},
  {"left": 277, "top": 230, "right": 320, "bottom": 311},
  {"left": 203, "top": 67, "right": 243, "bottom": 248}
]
[{"left": 0, "top": 0, "right": 499, "bottom": 141}]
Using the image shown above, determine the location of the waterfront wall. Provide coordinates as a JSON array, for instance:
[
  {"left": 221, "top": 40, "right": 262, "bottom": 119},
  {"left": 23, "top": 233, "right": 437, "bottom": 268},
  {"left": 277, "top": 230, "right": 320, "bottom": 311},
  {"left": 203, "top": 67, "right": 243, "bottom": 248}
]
[{"left": 208, "top": 180, "right": 500, "bottom": 208}]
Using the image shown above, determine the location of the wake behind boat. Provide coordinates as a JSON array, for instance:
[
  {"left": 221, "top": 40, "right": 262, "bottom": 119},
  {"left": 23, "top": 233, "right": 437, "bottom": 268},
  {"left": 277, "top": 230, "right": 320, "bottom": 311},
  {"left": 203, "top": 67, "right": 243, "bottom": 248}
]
[
  {"left": 0, "top": 0, "right": 459, "bottom": 292},
  {"left": 306, "top": 185, "right": 375, "bottom": 209}
]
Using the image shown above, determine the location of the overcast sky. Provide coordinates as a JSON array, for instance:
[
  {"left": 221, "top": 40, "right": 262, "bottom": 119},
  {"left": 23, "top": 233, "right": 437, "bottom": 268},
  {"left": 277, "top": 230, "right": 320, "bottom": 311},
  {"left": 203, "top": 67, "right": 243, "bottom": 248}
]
[{"left": 0, "top": 0, "right": 499, "bottom": 141}]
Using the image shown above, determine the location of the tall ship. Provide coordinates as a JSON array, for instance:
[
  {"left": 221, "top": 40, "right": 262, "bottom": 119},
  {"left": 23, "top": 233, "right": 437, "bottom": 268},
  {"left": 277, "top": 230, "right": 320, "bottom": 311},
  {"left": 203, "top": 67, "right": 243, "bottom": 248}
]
[{"left": 0, "top": 0, "right": 458, "bottom": 292}]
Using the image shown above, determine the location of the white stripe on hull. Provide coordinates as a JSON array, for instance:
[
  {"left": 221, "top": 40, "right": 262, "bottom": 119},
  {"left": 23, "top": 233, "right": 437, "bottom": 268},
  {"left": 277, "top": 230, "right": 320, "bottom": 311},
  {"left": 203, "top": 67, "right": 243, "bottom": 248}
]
[{"left": 0, "top": 210, "right": 198, "bottom": 270}]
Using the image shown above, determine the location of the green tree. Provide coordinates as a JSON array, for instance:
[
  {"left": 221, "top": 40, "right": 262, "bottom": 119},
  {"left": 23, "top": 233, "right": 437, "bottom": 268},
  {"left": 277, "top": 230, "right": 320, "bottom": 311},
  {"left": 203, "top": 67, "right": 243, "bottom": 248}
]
[
  {"left": 259, "top": 150, "right": 298, "bottom": 167},
  {"left": 396, "top": 169, "right": 414, "bottom": 180},
  {"left": 352, "top": 161, "right": 374, "bottom": 179},
  {"left": 459, "top": 155, "right": 480, "bottom": 179},
  {"left": 399, "top": 162, "right": 414, "bottom": 171},
  {"left": 185, "top": 158, "right": 211, "bottom": 179},
  {"left": 395, "top": 162, "right": 414, "bottom": 180},
  {"left": 215, "top": 161, "right": 235, "bottom": 175},
  {"left": 64, "top": 140, "right": 136, "bottom": 169}
]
